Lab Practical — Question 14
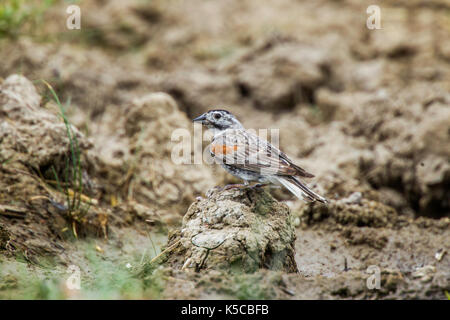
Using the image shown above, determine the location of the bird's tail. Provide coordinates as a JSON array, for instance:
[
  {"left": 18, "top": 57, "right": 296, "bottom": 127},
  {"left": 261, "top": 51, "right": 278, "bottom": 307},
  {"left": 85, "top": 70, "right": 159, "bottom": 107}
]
[{"left": 271, "top": 176, "right": 327, "bottom": 203}]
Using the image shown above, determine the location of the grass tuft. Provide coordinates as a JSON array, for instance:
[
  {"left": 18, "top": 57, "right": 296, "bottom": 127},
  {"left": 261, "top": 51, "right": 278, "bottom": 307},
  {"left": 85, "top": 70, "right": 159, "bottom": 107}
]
[
  {"left": 42, "top": 80, "right": 92, "bottom": 237},
  {"left": 0, "top": 0, "right": 55, "bottom": 39},
  {"left": 0, "top": 241, "right": 165, "bottom": 299}
]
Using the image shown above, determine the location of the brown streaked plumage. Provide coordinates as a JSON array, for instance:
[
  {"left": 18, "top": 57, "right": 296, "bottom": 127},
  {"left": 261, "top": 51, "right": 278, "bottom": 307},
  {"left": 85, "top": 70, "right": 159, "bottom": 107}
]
[{"left": 193, "top": 109, "right": 327, "bottom": 203}]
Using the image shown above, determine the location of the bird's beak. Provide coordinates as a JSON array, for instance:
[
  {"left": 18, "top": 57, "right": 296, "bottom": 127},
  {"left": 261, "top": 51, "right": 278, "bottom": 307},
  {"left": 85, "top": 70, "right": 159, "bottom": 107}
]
[{"left": 193, "top": 113, "right": 207, "bottom": 123}]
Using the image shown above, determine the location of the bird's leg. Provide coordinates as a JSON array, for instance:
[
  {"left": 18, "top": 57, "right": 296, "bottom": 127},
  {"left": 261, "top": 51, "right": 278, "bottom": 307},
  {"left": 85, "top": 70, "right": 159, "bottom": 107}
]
[
  {"left": 220, "top": 180, "right": 249, "bottom": 191},
  {"left": 219, "top": 180, "right": 261, "bottom": 191},
  {"left": 221, "top": 183, "right": 246, "bottom": 190}
]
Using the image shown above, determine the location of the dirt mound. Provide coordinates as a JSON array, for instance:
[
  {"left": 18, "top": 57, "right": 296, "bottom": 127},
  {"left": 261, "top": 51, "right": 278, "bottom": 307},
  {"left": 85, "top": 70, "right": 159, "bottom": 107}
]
[
  {"left": 89, "top": 91, "right": 220, "bottom": 222},
  {"left": 0, "top": 74, "right": 106, "bottom": 259},
  {"left": 298, "top": 193, "right": 399, "bottom": 229},
  {"left": 0, "top": 75, "right": 96, "bottom": 184},
  {"left": 311, "top": 87, "right": 450, "bottom": 218},
  {"left": 164, "top": 187, "right": 298, "bottom": 273},
  {"left": 0, "top": 0, "right": 449, "bottom": 300},
  {"left": 158, "top": 69, "right": 240, "bottom": 117},
  {"left": 230, "top": 37, "right": 335, "bottom": 111},
  {"left": 0, "top": 74, "right": 217, "bottom": 261},
  {"left": 0, "top": 39, "right": 160, "bottom": 119},
  {"left": 80, "top": 0, "right": 167, "bottom": 50},
  {"left": 119, "top": 92, "right": 218, "bottom": 217},
  {"left": 158, "top": 189, "right": 449, "bottom": 299}
]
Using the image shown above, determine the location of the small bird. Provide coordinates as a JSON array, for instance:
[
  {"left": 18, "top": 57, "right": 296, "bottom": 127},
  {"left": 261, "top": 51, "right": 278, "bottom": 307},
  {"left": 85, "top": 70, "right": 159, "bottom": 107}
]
[{"left": 193, "top": 109, "right": 327, "bottom": 203}]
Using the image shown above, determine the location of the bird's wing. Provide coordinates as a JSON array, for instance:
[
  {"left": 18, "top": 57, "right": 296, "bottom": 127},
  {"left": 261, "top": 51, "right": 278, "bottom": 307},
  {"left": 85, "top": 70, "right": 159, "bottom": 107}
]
[{"left": 210, "top": 129, "right": 314, "bottom": 178}]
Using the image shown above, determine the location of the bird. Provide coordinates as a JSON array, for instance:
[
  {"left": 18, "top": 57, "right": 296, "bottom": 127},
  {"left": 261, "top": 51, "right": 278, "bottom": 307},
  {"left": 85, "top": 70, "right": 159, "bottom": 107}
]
[{"left": 193, "top": 109, "right": 327, "bottom": 203}]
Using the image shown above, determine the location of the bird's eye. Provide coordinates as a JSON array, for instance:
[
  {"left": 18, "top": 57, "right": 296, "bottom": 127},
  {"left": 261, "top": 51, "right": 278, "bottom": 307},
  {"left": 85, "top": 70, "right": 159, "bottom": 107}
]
[{"left": 214, "top": 113, "right": 222, "bottom": 120}]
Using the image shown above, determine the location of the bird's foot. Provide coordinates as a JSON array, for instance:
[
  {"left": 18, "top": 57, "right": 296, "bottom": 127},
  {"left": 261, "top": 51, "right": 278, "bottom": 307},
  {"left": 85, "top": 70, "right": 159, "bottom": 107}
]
[{"left": 251, "top": 183, "right": 269, "bottom": 189}]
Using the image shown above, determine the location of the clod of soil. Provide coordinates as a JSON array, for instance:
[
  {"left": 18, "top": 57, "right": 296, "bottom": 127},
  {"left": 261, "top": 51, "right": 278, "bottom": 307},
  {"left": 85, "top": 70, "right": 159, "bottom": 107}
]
[
  {"left": 164, "top": 187, "right": 298, "bottom": 273},
  {"left": 0, "top": 74, "right": 106, "bottom": 258},
  {"left": 119, "top": 91, "right": 218, "bottom": 217},
  {"left": 298, "top": 193, "right": 399, "bottom": 229},
  {"left": 231, "top": 37, "right": 333, "bottom": 111},
  {"left": 0, "top": 224, "right": 10, "bottom": 250},
  {"left": 0, "top": 74, "right": 95, "bottom": 183}
]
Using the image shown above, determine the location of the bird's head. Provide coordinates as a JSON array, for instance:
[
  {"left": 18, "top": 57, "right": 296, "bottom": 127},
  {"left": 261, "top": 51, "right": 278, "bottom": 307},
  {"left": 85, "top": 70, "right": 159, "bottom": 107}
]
[{"left": 193, "top": 109, "right": 243, "bottom": 131}]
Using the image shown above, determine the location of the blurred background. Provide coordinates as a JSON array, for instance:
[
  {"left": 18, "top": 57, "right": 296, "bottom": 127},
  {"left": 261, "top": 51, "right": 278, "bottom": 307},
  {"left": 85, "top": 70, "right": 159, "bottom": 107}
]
[{"left": 0, "top": 0, "right": 449, "bottom": 299}]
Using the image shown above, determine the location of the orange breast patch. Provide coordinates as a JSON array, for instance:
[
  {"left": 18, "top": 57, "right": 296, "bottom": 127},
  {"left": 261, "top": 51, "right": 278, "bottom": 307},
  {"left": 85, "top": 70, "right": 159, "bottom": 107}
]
[{"left": 211, "top": 144, "right": 238, "bottom": 155}]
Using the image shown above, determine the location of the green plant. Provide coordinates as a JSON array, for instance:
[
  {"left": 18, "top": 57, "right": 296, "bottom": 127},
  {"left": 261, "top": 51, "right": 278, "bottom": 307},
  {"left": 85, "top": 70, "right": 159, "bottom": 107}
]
[
  {"left": 42, "top": 80, "right": 91, "bottom": 236},
  {"left": 0, "top": 241, "right": 165, "bottom": 299},
  {"left": 234, "top": 275, "right": 271, "bottom": 300},
  {"left": 0, "top": 0, "right": 55, "bottom": 39}
]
